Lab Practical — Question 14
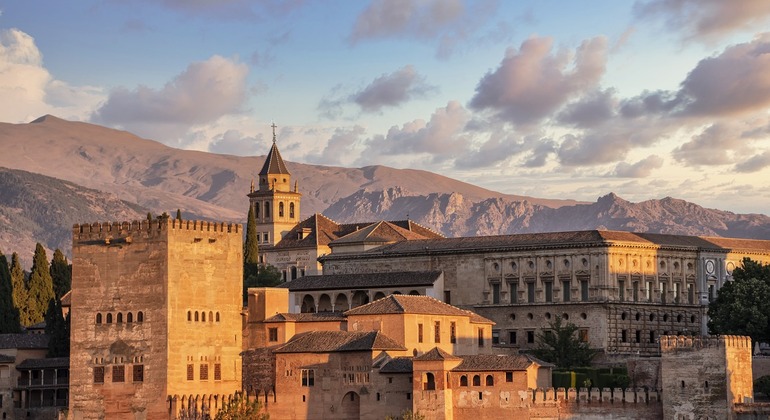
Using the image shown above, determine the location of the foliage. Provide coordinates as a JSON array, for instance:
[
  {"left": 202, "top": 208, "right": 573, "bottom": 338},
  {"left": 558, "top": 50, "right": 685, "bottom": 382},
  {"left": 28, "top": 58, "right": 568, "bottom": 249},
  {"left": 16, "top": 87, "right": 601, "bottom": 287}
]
[
  {"left": 531, "top": 317, "right": 598, "bottom": 369},
  {"left": 45, "top": 297, "right": 69, "bottom": 357},
  {"left": 176, "top": 208, "right": 182, "bottom": 221},
  {"left": 0, "top": 251, "right": 22, "bottom": 333},
  {"left": 756, "top": 375, "right": 770, "bottom": 398},
  {"left": 50, "top": 249, "right": 71, "bottom": 300},
  {"left": 708, "top": 258, "right": 770, "bottom": 344},
  {"left": 214, "top": 394, "right": 268, "bottom": 420},
  {"left": 385, "top": 410, "right": 426, "bottom": 420},
  {"left": 10, "top": 252, "right": 30, "bottom": 326},
  {"left": 257, "top": 265, "right": 283, "bottom": 287},
  {"left": 147, "top": 212, "right": 153, "bottom": 222},
  {"left": 243, "top": 203, "right": 260, "bottom": 302},
  {"left": 27, "top": 243, "right": 54, "bottom": 326}
]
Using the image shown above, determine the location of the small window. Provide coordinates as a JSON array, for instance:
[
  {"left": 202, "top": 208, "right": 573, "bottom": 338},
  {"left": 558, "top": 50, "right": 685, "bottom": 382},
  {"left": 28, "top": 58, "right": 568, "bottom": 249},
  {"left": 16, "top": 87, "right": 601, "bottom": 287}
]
[
  {"left": 214, "top": 363, "right": 221, "bottom": 381},
  {"left": 406, "top": 393, "right": 411, "bottom": 400},
  {"left": 486, "top": 375, "right": 494, "bottom": 386},
  {"left": 137, "top": 311, "right": 144, "bottom": 322},
  {"left": 106, "top": 313, "right": 112, "bottom": 324},
  {"left": 200, "top": 364, "right": 208, "bottom": 380},
  {"left": 132, "top": 365, "right": 144, "bottom": 382},
  {"left": 492, "top": 330, "right": 500, "bottom": 345},
  {"left": 423, "top": 373, "right": 436, "bottom": 391},
  {"left": 209, "top": 311, "right": 213, "bottom": 322},
  {"left": 418, "top": 324, "right": 423, "bottom": 343},
  {"left": 216, "top": 312, "right": 220, "bottom": 322},
  {"left": 473, "top": 375, "right": 481, "bottom": 386},
  {"left": 112, "top": 365, "right": 125, "bottom": 383},
  {"left": 434, "top": 321, "right": 441, "bottom": 343},
  {"left": 195, "top": 312, "right": 199, "bottom": 322},
  {"left": 268, "top": 328, "right": 278, "bottom": 342},
  {"left": 187, "top": 364, "right": 194, "bottom": 381},
  {"left": 527, "top": 331, "right": 535, "bottom": 344},
  {"left": 450, "top": 322, "right": 456, "bottom": 344},
  {"left": 289, "top": 202, "right": 295, "bottom": 218},
  {"left": 301, "top": 369, "right": 315, "bottom": 387},
  {"left": 187, "top": 311, "right": 191, "bottom": 321},
  {"left": 127, "top": 312, "right": 133, "bottom": 323},
  {"left": 96, "top": 313, "right": 102, "bottom": 324},
  {"left": 202, "top": 312, "right": 206, "bottom": 322},
  {"left": 478, "top": 328, "right": 484, "bottom": 347},
  {"left": 509, "top": 331, "right": 517, "bottom": 345},
  {"left": 460, "top": 375, "right": 468, "bottom": 386},
  {"left": 117, "top": 313, "right": 123, "bottom": 323},
  {"left": 506, "top": 372, "right": 513, "bottom": 382},
  {"left": 93, "top": 366, "right": 104, "bottom": 383},
  {"left": 621, "top": 330, "right": 628, "bottom": 343}
]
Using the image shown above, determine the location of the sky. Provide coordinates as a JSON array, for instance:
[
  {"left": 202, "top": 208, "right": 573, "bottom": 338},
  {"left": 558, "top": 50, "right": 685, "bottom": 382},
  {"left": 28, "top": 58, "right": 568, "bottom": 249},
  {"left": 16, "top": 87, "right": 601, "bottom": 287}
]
[{"left": 2, "top": 1, "right": 770, "bottom": 214}]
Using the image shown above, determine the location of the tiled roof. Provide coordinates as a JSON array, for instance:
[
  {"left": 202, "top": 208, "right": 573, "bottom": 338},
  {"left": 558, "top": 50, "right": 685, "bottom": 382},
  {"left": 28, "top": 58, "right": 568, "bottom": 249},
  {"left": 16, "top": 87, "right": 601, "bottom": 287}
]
[
  {"left": 379, "top": 357, "right": 413, "bottom": 373},
  {"left": 259, "top": 142, "right": 290, "bottom": 176},
  {"left": 331, "top": 221, "right": 436, "bottom": 245},
  {"left": 320, "top": 229, "right": 770, "bottom": 260},
  {"left": 451, "top": 354, "right": 539, "bottom": 372},
  {"left": 414, "top": 347, "right": 460, "bottom": 361},
  {"left": 344, "top": 295, "right": 495, "bottom": 324},
  {"left": 278, "top": 271, "right": 442, "bottom": 291},
  {"left": 0, "top": 354, "right": 15, "bottom": 364},
  {"left": 274, "top": 330, "right": 406, "bottom": 353},
  {"left": 263, "top": 312, "right": 346, "bottom": 323},
  {"left": 0, "top": 334, "right": 49, "bottom": 349},
  {"left": 16, "top": 357, "right": 69, "bottom": 370},
  {"left": 61, "top": 291, "right": 71, "bottom": 306}
]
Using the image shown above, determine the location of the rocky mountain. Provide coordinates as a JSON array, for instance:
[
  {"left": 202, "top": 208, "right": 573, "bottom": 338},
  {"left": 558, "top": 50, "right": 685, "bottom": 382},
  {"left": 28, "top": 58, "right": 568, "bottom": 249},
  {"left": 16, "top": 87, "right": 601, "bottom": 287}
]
[{"left": 1, "top": 115, "right": 769, "bottom": 264}]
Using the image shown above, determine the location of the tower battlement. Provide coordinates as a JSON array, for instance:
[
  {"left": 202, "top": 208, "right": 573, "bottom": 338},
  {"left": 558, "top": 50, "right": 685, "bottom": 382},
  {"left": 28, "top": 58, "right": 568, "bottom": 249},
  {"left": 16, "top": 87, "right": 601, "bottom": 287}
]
[
  {"left": 72, "top": 219, "right": 240, "bottom": 241},
  {"left": 660, "top": 334, "right": 752, "bottom": 352}
]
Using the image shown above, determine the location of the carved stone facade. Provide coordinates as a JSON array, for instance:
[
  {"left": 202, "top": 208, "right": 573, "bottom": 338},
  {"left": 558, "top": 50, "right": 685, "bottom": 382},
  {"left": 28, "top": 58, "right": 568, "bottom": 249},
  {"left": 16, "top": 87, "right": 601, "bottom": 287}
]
[{"left": 69, "top": 219, "right": 243, "bottom": 419}]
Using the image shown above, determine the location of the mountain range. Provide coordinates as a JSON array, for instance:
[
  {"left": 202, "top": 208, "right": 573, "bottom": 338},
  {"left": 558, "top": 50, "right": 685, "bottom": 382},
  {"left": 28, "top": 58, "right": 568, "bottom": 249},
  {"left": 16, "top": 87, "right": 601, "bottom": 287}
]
[{"left": 1, "top": 115, "right": 769, "bottom": 266}]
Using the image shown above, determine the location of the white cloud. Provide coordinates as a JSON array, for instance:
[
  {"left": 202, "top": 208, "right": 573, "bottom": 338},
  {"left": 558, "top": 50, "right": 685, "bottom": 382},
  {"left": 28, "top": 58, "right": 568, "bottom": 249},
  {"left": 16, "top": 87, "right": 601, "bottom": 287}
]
[{"left": 611, "top": 155, "right": 664, "bottom": 178}]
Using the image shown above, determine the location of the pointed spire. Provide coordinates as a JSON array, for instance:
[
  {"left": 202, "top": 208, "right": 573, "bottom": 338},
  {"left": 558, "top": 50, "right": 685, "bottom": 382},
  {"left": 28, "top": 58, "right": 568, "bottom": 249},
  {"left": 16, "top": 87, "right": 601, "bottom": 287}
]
[{"left": 259, "top": 122, "right": 291, "bottom": 177}]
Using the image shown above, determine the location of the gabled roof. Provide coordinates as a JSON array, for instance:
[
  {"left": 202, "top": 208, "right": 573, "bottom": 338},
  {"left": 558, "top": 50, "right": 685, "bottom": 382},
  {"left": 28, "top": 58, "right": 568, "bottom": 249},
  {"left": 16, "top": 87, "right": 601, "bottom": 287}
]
[
  {"left": 259, "top": 142, "right": 290, "bottom": 176},
  {"left": 414, "top": 347, "right": 461, "bottom": 361},
  {"left": 274, "top": 330, "right": 406, "bottom": 353},
  {"left": 331, "top": 221, "right": 434, "bottom": 245},
  {"left": 0, "top": 334, "right": 49, "bottom": 349},
  {"left": 344, "top": 295, "right": 494, "bottom": 324},
  {"left": 278, "top": 271, "right": 442, "bottom": 291},
  {"left": 452, "top": 354, "right": 550, "bottom": 372},
  {"left": 263, "top": 312, "right": 346, "bottom": 323},
  {"left": 379, "top": 357, "right": 414, "bottom": 373}
]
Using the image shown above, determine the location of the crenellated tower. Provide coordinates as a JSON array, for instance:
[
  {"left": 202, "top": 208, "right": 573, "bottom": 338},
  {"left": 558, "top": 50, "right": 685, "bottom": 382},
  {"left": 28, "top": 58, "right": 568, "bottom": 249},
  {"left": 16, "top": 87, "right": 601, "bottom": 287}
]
[{"left": 247, "top": 123, "right": 302, "bottom": 250}]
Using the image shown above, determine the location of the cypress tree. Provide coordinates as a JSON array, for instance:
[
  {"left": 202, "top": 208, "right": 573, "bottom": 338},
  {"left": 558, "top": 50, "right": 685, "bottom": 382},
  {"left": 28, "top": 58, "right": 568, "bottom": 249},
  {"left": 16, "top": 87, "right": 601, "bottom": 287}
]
[
  {"left": 243, "top": 203, "right": 260, "bottom": 302},
  {"left": 0, "top": 251, "right": 22, "bottom": 333},
  {"left": 50, "top": 249, "right": 71, "bottom": 300},
  {"left": 27, "top": 244, "right": 54, "bottom": 325},
  {"left": 176, "top": 209, "right": 183, "bottom": 221},
  {"left": 45, "top": 298, "right": 69, "bottom": 357},
  {"left": 10, "top": 253, "right": 29, "bottom": 326}
]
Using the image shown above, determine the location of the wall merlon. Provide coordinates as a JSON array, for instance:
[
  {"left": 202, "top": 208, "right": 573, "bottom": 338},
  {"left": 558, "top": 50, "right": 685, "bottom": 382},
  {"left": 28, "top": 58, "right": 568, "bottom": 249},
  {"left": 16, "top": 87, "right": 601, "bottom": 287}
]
[
  {"left": 660, "top": 334, "right": 753, "bottom": 352},
  {"left": 528, "top": 387, "right": 657, "bottom": 405},
  {"left": 72, "top": 219, "right": 241, "bottom": 242}
]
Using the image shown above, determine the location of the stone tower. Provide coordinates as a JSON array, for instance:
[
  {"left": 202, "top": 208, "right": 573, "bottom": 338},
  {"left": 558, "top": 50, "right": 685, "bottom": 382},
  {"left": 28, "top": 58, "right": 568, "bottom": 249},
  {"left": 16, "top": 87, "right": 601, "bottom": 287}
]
[
  {"left": 247, "top": 123, "right": 302, "bottom": 249},
  {"left": 68, "top": 219, "right": 243, "bottom": 419}
]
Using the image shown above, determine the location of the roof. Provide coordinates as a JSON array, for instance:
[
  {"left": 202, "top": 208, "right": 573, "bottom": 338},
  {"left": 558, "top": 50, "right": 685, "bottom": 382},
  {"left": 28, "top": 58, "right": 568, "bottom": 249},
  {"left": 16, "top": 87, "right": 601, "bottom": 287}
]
[
  {"left": 16, "top": 357, "right": 69, "bottom": 370},
  {"left": 0, "top": 334, "right": 49, "bottom": 349},
  {"left": 320, "top": 229, "right": 770, "bottom": 261},
  {"left": 451, "top": 354, "right": 549, "bottom": 372},
  {"left": 274, "top": 330, "right": 407, "bottom": 353},
  {"left": 379, "top": 357, "right": 413, "bottom": 373},
  {"left": 263, "top": 312, "right": 346, "bottom": 323},
  {"left": 344, "top": 295, "right": 495, "bottom": 324},
  {"left": 414, "top": 347, "right": 461, "bottom": 361},
  {"left": 259, "top": 141, "right": 290, "bottom": 176},
  {"left": 61, "top": 291, "right": 71, "bottom": 306},
  {"left": 0, "top": 354, "right": 15, "bottom": 364},
  {"left": 278, "top": 271, "right": 442, "bottom": 291},
  {"left": 331, "top": 221, "right": 434, "bottom": 245}
]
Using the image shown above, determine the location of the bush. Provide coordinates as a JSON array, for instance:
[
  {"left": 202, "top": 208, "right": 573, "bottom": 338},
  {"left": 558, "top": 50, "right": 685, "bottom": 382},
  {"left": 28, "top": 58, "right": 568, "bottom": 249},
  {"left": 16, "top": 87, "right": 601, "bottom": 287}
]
[
  {"left": 756, "top": 375, "right": 770, "bottom": 398},
  {"left": 553, "top": 371, "right": 574, "bottom": 388},
  {"left": 599, "top": 373, "right": 630, "bottom": 389}
]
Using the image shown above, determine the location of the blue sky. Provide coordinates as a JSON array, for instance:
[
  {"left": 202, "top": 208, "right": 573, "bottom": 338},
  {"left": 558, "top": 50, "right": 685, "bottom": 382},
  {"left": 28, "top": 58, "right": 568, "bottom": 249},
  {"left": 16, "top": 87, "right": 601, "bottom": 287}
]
[{"left": 2, "top": 0, "right": 770, "bottom": 214}]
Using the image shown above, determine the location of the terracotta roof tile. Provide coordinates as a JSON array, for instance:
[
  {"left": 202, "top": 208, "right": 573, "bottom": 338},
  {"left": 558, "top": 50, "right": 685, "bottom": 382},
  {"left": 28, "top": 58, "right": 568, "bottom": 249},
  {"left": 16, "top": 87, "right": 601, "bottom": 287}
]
[
  {"left": 274, "top": 330, "right": 406, "bottom": 353},
  {"left": 452, "top": 354, "right": 542, "bottom": 371},
  {"left": 414, "top": 347, "right": 460, "bottom": 361},
  {"left": 344, "top": 295, "right": 494, "bottom": 324},
  {"left": 379, "top": 357, "right": 414, "bottom": 373},
  {"left": 0, "top": 334, "right": 49, "bottom": 350},
  {"left": 279, "top": 271, "right": 442, "bottom": 291},
  {"left": 263, "top": 312, "right": 346, "bottom": 323},
  {"left": 16, "top": 357, "right": 69, "bottom": 369}
]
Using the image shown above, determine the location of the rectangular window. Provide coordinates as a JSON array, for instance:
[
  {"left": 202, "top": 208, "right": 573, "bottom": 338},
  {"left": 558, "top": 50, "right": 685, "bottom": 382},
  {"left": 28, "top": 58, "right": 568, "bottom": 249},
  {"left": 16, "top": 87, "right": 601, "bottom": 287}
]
[
  {"left": 647, "top": 281, "right": 653, "bottom": 302},
  {"left": 418, "top": 324, "right": 423, "bottom": 343},
  {"left": 708, "top": 284, "right": 715, "bottom": 302},
  {"left": 635, "top": 330, "right": 641, "bottom": 343},
  {"left": 579, "top": 329, "right": 588, "bottom": 343},
  {"left": 492, "top": 330, "right": 500, "bottom": 345},
  {"left": 544, "top": 281, "right": 553, "bottom": 303},
  {"left": 268, "top": 328, "right": 278, "bottom": 342},
  {"left": 187, "top": 364, "right": 194, "bottom": 381},
  {"left": 661, "top": 282, "right": 668, "bottom": 304},
  {"left": 621, "top": 330, "right": 628, "bottom": 343},
  {"left": 444, "top": 290, "right": 451, "bottom": 304},
  {"left": 527, "top": 331, "right": 535, "bottom": 344},
  {"left": 506, "top": 372, "right": 513, "bottom": 382},
  {"left": 562, "top": 280, "right": 571, "bottom": 302},
  {"left": 619, "top": 280, "right": 625, "bottom": 301},
  {"left": 674, "top": 282, "right": 681, "bottom": 303},
  {"left": 301, "top": 369, "right": 315, "bottom": 387},
  {"left": 93, "top": 366, "right": 104, "bottom": 384},
  {"left": 510, "top": 282, "right": 518, "bottom": 304},
  {"left": 112, "top": 365, "right": 125, "bottom": 383},
  {"left": 509, "top": 331, "right": 517, "bottom": 345},
  {"left": 263, "top": 233, "right": 269, "bottom": 242},
  {"left": 581, "top": 280, "right": 589, "bottom": 301},
  {"left": 649, "top": 330, "right": 656, "bottom": 343},
  {"left": 687, "top": 283, "right": 694, "bottom": 304},
  {"left": 450, "top": 322, "right": 456, "bottom": 344},
  {"left": 492, "top": 283, "right": 500, "bottom": 304},
  {"left": 200, "top": 364, "right": 209, "bottom": 380},
  {"left": 214, "top": 363, "right": 222, "bottom": 381},
  {"left": 477, "top": 328, "right": 484, "bottom": 347},
  {"left": 132, "top": 365, "right": 144, "bottom": 382},
  {"left": 527, "top": 282, "right": 535, "bottom": 303},
  {"left": 434, "top": 321, "right": 441, "bottom": 343},
  {"left": 406, "top": 393, "right": 411, "bottom": 400},
  {"left": 632, "top": 281, "right": 639, "bottom": 302}
]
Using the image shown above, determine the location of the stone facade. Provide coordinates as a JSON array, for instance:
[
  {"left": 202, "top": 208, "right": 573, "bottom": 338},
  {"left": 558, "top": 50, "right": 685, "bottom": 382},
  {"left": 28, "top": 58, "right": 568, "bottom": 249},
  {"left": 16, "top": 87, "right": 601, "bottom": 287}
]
[{"left": 69, "top": 219, "right": 243, "bottom": 419}]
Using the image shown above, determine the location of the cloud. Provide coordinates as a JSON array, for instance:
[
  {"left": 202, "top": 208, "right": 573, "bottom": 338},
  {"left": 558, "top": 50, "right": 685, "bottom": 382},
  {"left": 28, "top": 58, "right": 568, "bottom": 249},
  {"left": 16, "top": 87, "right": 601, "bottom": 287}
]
[
  {"left": 91, "top": 55, "right": 249, "bottom": 141},
  {"left": 611, "top": 155, "right": 664, "bottom": 178},
  {"left": 306, "top": 126, "right": 366, "bottom": 165},
  {"left": 634, "top": 0, "right": 770, "bottom": 41},
  {"left": 522, "top": 138, "right": 556, "bottom": 168},
  {"left": 557, "top": 89, "right": 616, "bottom": 128},
  {"left": 672, "top": 117, "right": 770, "bottom": 166},
  {"left": 143, "top": 0, "right": 304, "bottom": 20},
  {"left": 735, "top": 151, "right": 770, "bottom": 173},
  {"left": 352, "top": 66, "right": 435, "bottom": 112},
  {"left": 556, "top": 118, "right": 669, "bottom": 166},
  {"left": 0, "top": 28, "right": 104, "bottom": 123},
  {"left": 469, "top": 36, "right": 607, "bottom": 125},
  {"left": 206, "top": 129, "right": 267, "bottom": 156}
]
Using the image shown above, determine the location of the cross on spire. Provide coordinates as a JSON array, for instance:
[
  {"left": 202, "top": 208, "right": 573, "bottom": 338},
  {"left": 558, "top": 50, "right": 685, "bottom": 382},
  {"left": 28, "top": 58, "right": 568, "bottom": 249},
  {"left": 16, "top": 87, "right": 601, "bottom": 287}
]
[{"left": 271, "top": 121, "right": 277, "bottom": 143}]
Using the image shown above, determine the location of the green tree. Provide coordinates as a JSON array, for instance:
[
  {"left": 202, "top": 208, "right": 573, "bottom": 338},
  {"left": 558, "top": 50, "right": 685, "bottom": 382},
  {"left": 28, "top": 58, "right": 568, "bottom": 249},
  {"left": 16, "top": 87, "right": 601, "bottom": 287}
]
[
  {"left": 214, "top": 393, "right": 268, "bottom": 420},
  {"left": 44, "top": 298, "right": 69, "bottom": 357},
  {"left": 756, "top": 375, "right": 770, "bottom": 399},
  {"left": 147, "top": 212, "right": 153, "bottom": 222},
  {"left": 531, "top": 317, "right": 598, "bottom": 369},
  {"left": 27, "top": 244, "right": 54, "bottom": 325},
  {"left": 708, "top": 258, "right": 770, "bottom": 344},
  {"left": 256, "top": 264, "right": 283, "bottom": 287},
  {"left": 385, "top": 410, "right": 426, "bottom": 420},
  {"left": 243, "top": 203, "right": 260, "bottom": 302},
  {"left": 176, "top": 208, "right": 183, "bottom": 221},
  {"left": 50, "top": 249, "right": 71, "bottom": 300},
  {"left": 0, "top": 251, "right": 22, "bottom": 333},
  {"left": 10, "top": 252, "right": 30, "bottom": 326}
]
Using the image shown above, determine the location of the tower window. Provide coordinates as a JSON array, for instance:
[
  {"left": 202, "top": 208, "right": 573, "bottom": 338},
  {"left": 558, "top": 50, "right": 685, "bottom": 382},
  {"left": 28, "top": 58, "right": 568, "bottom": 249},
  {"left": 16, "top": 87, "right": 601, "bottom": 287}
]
[
  {"left": 289, "top": 203, "right": 295, "bottom": 218},
  {"left": 264, "top": 202, "right": 270, "bottom": 218},
  {"left": 279, "top": 202, "right": 284, "bottom": 217}
]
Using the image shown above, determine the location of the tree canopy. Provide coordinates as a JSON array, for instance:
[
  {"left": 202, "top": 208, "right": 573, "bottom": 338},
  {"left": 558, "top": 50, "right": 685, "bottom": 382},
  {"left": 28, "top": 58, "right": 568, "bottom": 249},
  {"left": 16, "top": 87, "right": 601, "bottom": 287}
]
[
  {"left": 50, "top": 249, "right": 71, "bottom": 300},
  {"left": 243, "top": 203, "right": 260, "bottom": 302},
  {"left": 708, "top": 258, "right": 770, "bottom": 344},
  {"left": 531, "top": 317, "right": 598, "bottom": 369},
  {"left": 27, "top": 244, "right": 54, "bottom": 325},
  {"left": 213, "top": 394, "right": 267, "bottom": 420},
  {"left": 0, "top": 251, "right": 22, "bottom": 333},
  {"left": 10, "top": 252, "right": 30, "bottom": 326},
  {"left": 45, "top": 297, "right": 69, "bottom": 357}
]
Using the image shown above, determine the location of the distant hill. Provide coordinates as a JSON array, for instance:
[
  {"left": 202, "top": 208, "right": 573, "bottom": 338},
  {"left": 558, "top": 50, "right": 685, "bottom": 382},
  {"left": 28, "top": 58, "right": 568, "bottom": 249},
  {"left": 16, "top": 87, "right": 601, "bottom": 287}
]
[{"left": 1, "top": 115, "right": 769, "bottom": 263}]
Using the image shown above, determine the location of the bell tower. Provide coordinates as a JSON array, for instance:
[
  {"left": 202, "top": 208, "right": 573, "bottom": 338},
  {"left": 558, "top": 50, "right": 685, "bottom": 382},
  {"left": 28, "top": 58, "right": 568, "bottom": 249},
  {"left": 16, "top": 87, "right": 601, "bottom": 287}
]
[{"left": 247, "top": 123, "right": 301, "bottom": 248}]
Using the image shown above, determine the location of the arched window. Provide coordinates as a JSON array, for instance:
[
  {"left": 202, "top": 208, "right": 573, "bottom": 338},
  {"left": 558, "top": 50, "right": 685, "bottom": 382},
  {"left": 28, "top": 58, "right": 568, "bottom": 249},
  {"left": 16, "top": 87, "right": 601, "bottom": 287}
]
[
  {"left": 279, "top": 202, "right": 284, "bottom": 217},
  {"left": 473, "top": 375, "right": 481, "bottom": 386},
  {"left": 254, "top": 202, "right": 260, "bottom": 219},
  {"left": 289, "top": 203, "right": 295, "bottom": 218},
  {"left": 195, "top": 311, "right": 199, "bottom": 322},
  {"left": 202, "top": 312, "right": 206, "bottom": 322},
  {"left": 137, "top": 311, "right": 144, "bottom": 322},
  {"left": 187, "top": 311, "right": 192, "bottom": 321},
  {"left": 423, "top": 373, "right": 436, "bottom": 391},
  {"left": 216, "top": 312, "right": 220, "bottom": 322},
  {"left": 117, "top": 313, "right": 123, "bottom": 323},
  {"left": 486, "top": 375, "right": 494, "bottom": 386},
  {"left": 460, "top": 376, "right": 468, "bottom": 386},
  {"left": 96, "top": 313, "right": 102, "bottom": 324},
  {"left": 127, "top": 312, "right": 133, "bottom": 323},
  {"left": 209, "top": 311, "right": 213, "bottom": 322},
  {"left": 264, "top": 202, "right": 270, "bottom": 218},
  {"left": 291, "top": 266, "right": 298, "bottom": 280},
  {"left": 106, "top": 313, "right": 113, "bottom": 324}
]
